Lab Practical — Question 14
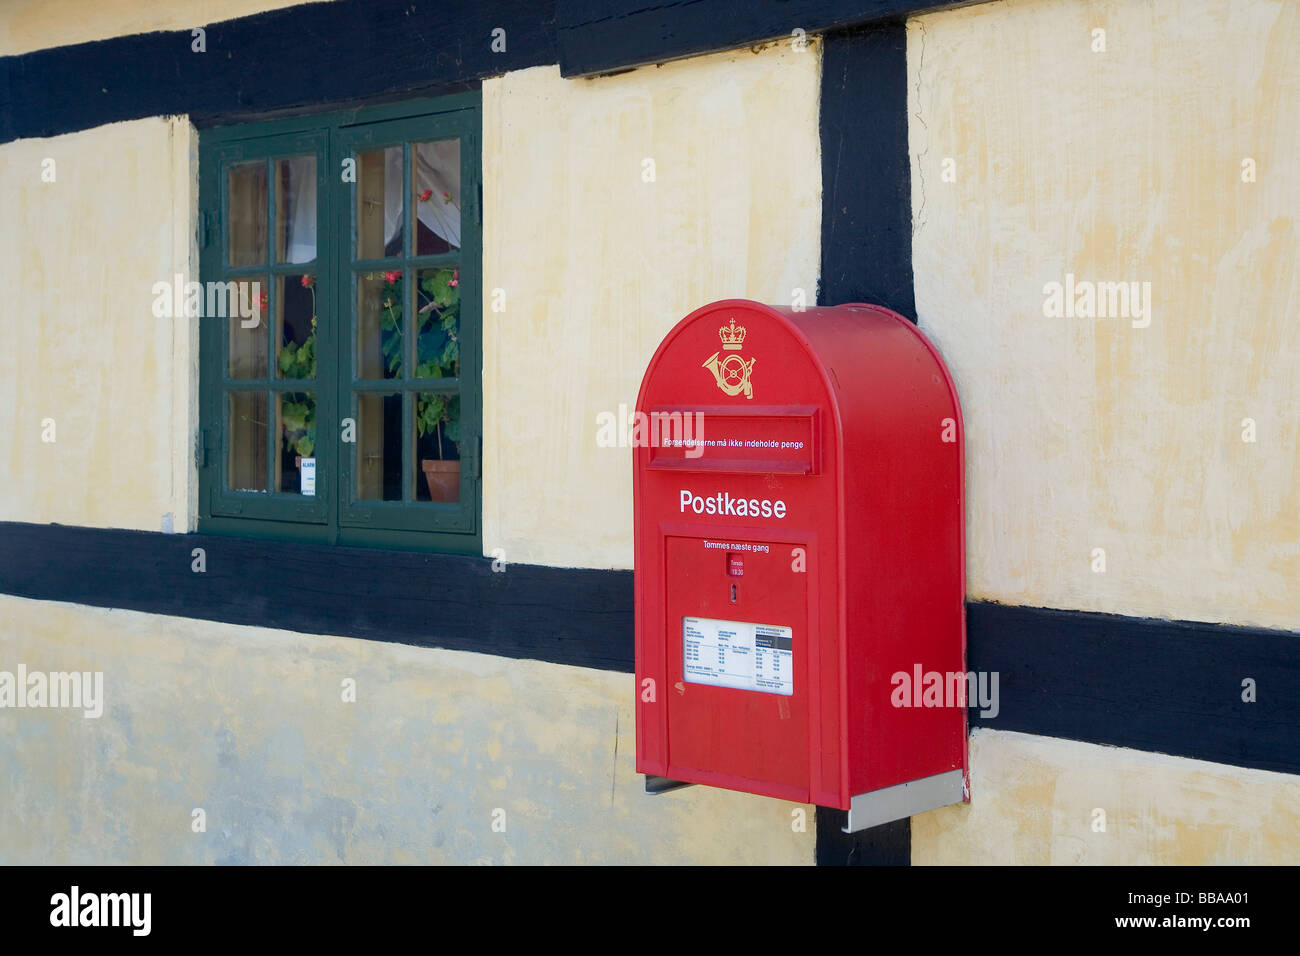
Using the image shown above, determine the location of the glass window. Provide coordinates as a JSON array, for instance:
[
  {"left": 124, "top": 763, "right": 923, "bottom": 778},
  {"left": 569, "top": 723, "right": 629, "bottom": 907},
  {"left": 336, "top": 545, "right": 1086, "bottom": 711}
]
[{"left": 198, "top": 95, "right": 480, "bottom": 550}]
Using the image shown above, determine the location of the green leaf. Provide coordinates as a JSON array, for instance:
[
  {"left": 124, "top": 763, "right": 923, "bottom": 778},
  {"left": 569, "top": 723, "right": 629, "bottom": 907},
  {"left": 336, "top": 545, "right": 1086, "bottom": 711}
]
[
  {"left": 281, "top": 405, "right": 307, "bottom": 433},
  {"left": 382, "top": 333, "right": 402, "bottom": 373},
  {"left": 422, "top": 269, "right": 455, "bottom": 308}
]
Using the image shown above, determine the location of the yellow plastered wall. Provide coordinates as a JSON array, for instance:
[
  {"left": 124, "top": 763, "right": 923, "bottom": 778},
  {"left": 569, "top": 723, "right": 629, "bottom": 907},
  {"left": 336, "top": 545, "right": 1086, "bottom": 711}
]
[
  {"left": 482, "top": 46, "right": 822, "bottom": 569},
  {"left": 0, "top": 0, "right": 338, "bottom": 56},
  {"left": 0, "top": 595, "right": 814, "bottom": 864},
  {"left": 909, "top": 0, "right": 1300, "bottom": 631},
  {"left": 0, "top": 117, "right": 198, "bottom": 533},
  {"left": 912, "top": 729, "right": 1300, "bottom": 864}
]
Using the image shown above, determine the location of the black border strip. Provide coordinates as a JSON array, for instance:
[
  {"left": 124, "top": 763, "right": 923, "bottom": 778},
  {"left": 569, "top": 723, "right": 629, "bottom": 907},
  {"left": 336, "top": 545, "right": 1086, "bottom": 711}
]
[
  {"left": 969, "top": 602, "right": 1300, "bottom": 776},
  {"left": 556, "top": 0, "right": 984, "bottom": 77},
  {"left": 0, "top": 522, "right": 633, "bottom": 673},
  {"left": 813, "top": 18, "right": 916, "bottom": 863},
  {"left": 2, "top": 520, "right": 1296, "bottom": 773},
  {"left": 818, "top": 19, "right": 915, "bottom": 319},
  {"left": 0, "top": 0, "right": 557, "bottom": 145}
]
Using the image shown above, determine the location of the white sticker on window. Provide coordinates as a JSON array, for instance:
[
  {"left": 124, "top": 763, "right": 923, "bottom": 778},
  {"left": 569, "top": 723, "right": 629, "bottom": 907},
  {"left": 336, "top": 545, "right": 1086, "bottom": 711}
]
[
  {"left": 300, "top": 457, "right": 316, "bottom": 496},
  {"left": 683, "top": 616, "right": 793, "bottom": 696}
]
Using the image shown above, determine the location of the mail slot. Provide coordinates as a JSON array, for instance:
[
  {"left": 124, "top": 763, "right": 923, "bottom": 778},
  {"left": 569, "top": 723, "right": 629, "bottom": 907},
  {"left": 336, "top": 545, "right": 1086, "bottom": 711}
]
[{"left": 633, "top": 299, "right": 968, "bottom": 831}]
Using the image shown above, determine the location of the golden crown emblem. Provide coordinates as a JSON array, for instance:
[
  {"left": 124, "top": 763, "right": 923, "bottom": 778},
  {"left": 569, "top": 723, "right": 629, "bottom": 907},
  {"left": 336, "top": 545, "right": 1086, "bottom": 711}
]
[{"left": 718, "top": 318, "right": 747, "bottom": 350}]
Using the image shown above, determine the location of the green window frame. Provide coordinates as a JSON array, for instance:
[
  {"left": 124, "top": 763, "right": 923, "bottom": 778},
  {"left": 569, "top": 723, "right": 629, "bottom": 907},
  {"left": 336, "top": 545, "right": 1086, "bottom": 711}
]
[{"left": 197, "top": 93, "right": 482, "bottom": 553}]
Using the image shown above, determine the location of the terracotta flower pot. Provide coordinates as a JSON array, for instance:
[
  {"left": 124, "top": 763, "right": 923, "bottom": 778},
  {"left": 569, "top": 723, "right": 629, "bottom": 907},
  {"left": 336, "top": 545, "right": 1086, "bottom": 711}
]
[{"left": 421, "top": 459, "right": 460, "bottom": 502}]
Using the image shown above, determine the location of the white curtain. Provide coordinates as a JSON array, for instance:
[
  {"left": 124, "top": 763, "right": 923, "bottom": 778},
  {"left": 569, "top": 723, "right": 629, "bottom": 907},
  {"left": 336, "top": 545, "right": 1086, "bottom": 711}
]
[
  {"left": 283, "top": 156, "right": 317, "bottom": 264},
  {"left": 383, "top": 142, "right": 461, "bottom": 250},
  {"left": 281, "top": 146, "right": 460, "bottom": 262}
]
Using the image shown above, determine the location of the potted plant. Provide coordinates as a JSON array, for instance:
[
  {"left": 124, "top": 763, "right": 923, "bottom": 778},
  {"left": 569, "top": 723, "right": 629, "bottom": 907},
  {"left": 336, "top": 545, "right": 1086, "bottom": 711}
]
[
  {"left": 375, "top": 267, "right": 462, "bottom": 502},
  {"left": 415, "top": 267, "right": 461, "bottom": 502}
]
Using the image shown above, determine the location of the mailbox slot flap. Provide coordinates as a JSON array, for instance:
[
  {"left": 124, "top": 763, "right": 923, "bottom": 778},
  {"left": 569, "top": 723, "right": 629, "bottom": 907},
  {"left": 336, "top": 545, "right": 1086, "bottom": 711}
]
[{"left": 645, "top": 405, "right": 819, "bottom": 475}]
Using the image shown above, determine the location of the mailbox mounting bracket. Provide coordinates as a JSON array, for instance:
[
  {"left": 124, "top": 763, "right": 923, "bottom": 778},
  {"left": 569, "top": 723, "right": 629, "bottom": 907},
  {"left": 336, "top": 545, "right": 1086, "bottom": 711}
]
[{"left": 643, "top": 775, "right": 696, "bottom": 795}]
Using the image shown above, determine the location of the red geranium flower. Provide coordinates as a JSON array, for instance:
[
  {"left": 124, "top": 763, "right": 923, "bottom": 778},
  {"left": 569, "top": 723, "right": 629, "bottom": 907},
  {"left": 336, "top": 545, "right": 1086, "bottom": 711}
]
[
  {"left": 448, "top": 268, "right": 459, "bottom": 289},
  {"left": 417, "top": 188, "right": 432, "bottom": 202},
  {"left": 258, "top": 290, "right": 268, "bottom": 310},
  {"left": 442, "top": 191, "right": 451, "bottom": 203},
  {"left": 300, "top": 275, "right": 314, "bottom": 288},
  {"left": 384, "top": 271, "right": 401, "bottom": 283}
]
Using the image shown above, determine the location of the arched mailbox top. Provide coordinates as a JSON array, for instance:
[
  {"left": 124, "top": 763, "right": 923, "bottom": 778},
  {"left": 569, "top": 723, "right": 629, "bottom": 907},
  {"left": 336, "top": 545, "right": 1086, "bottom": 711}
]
[{"left": 635, "top": 298, "right": 963, "bottom": 478}]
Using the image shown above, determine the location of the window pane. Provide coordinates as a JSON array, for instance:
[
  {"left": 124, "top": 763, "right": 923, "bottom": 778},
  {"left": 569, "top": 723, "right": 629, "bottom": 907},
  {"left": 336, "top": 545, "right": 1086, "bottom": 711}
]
[
  {"left": 227, "top": 391, "right": 268, "bottom": 492},
  {"left": 415, "top": 268, "right": 460, "bottom": 380},
  {"left": 356, "top": 392, "right": 402, "bottom": 501},
  {"left": 413, "top": 140, "right": 460, "bottom": 254},
  {"left": 356, "top": 147, "right": 403, "bottom": 259},
  {"left": 276, "top": 156, "right": 317, "bottom": 264},
  {"left": 227, "top": 277, "right": 268, "bottom": 379},
  {"left": 276, "top": 391, "right": 317, "bottom": 494},
  {"left": 357, "top": 271, "right": 404, "bottom": 379},
  {"left": 228, "top": 161, "right": 267, "bottom": 267},
  {"left": 416, "top": 392, "right": 460, "bottom": 503},
  {"left": 276, "top": 274, "right": 317, "bottom": 380}
]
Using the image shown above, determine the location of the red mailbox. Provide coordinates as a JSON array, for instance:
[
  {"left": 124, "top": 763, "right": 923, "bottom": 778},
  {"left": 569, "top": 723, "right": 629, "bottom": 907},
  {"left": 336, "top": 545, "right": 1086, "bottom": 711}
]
[{"left": 634, "top": 299, "right": 968, "bottom": 830}]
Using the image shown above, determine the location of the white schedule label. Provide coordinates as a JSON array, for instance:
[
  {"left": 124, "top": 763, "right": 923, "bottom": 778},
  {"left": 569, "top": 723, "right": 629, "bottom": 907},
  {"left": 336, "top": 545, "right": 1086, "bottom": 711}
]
[{"left": 683, "top": 617, "right": 793, "bottom": 696}]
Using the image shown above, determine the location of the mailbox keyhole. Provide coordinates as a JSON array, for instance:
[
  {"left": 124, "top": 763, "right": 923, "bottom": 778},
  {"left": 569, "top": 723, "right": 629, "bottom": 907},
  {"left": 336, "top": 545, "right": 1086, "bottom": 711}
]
[{"left": 730, "top": 583, "right": 737, "bottom": 603}]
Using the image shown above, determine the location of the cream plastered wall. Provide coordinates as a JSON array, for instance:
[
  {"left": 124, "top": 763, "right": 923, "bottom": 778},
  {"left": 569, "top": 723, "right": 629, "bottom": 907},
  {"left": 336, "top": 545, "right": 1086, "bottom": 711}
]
[
  {"left": 0, "top": 0, "right": 336, "bottom": 57},
  {"left": 482, "top": 44, "right": 822, "bottom": 569},
  {"left": 912, "top": 729, "right": 1300, "bottom": 864},
  {"left": 0, "top": 117, "right": 198, "bottom": 533},
  {"left": 909, "top": 0, "right": 1300, "bottom": 630},
  {"left": 0, "top": 595, "right": 814, "bottom": 864}
]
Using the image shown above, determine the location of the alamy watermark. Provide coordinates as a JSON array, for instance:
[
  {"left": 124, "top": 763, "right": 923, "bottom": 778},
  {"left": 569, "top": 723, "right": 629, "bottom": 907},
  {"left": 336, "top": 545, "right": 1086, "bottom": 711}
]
[
  {"left": 595, "top": 403, "right": 706, "bottom": 458},
  {"left": 891, "top": 665, "right": 999, "bottom": 719},
  {"left": 1042, "top": 273, "right": 1152, "bottom": 328},
  {"left": 50, "top": 886, "right": 150, "bottom": 936},
  {"left": 151, "top": 274, "right": 262, "bottom": 326},
  {"left": 0, "top": 665, "right": 104, "bottom": 718}
]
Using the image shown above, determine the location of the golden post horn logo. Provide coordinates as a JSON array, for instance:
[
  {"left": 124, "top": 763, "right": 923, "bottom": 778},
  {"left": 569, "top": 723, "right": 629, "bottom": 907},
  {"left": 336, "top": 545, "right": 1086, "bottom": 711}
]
[{"left": 702, "top": 318, "right": 755, "bottom": 398}]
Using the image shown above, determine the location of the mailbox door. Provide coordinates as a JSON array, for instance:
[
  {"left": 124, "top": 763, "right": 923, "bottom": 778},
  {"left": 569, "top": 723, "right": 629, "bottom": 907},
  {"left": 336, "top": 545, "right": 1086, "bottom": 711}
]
[{"left": 662, "top": 530, "right": 813, "bottom": 798}]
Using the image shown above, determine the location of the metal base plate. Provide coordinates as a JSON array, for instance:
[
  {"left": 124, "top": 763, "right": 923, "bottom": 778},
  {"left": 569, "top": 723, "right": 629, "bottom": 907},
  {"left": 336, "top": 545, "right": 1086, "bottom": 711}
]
[{"left": 842, "top": 769, "right": 968, "bottom": 833}]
